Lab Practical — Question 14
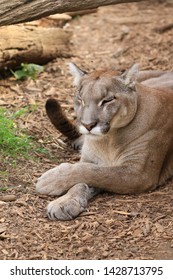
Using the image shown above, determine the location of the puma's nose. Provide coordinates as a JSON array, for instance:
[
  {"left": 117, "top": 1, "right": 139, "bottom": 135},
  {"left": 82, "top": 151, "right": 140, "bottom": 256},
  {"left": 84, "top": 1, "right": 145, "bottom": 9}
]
[{"left": 81, "top": 121, "right": 97, "bottom": 131}]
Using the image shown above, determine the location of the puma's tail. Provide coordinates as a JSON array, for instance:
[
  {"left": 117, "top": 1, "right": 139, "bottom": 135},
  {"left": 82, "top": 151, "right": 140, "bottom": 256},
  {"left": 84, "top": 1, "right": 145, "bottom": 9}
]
[{"left": 45, "top": 98, "right": 80, "bottom": 140}]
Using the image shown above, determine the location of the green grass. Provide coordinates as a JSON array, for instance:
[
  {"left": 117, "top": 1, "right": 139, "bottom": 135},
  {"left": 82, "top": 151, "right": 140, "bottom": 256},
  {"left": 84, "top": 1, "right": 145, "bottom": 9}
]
[
  {"left": 0, "top": 105, "right": 50, "bottom": 161},
  {"left": 0, "top": 171, "right": 9, "bottom": 191},
  {"left": 0, "top": 106, "right": 51, "bottom": 159},
  {"left": 0, "top": 106, "right": 53, "bottom": 191},
  {"left": 0, "top": 107, "right": 34, "bottom": 158}
]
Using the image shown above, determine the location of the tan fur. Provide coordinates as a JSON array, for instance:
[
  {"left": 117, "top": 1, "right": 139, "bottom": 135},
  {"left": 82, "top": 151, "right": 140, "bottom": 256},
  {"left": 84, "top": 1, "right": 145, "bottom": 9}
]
[
  {"left": 87, "top": 69, "right": 120, "bottom": 79},
  {"left": 36, "top": 64, "right": 173, "bottom": 220}
]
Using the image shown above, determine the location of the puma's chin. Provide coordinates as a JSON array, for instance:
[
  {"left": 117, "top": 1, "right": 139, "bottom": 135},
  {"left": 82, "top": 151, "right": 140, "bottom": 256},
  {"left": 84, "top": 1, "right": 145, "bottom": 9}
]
[
  {"left": 79, "top": 125, "right": 109, "bottom": 136},
  {"left": 92, "top": 126, "right": 110, "bottom": 135}
]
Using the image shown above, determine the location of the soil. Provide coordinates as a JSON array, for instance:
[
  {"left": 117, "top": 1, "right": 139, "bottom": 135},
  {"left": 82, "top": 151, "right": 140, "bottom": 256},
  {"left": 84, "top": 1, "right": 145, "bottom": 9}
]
[{"left": 0, "top": 0, "right": 173, "bottom": 260}]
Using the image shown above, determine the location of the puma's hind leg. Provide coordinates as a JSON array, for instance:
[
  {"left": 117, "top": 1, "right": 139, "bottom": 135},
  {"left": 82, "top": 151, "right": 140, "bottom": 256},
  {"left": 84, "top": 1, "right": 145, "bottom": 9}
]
[{"left": 47, "top": 183, "right": 100, "bottom": 220}]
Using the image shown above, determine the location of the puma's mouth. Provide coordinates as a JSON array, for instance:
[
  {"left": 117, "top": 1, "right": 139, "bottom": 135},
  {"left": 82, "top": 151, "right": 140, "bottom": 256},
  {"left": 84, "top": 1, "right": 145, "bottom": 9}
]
[{"left": 79, "top": 124, "right": 109, "bottom": 136}]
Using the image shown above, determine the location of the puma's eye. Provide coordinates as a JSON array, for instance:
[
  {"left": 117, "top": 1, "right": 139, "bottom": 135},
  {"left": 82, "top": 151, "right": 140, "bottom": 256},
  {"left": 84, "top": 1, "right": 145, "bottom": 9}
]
[{"left": 100, "top": 96, "right": 115, "bottom": 106}]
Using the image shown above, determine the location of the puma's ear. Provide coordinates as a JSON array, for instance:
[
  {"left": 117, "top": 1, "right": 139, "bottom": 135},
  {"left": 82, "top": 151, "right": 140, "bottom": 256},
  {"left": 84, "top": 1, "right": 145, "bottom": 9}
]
[
  {"left": 69, "top": 63, "right": 86, "bottom": 86},
  {"left": 121, "top": 64, "right": 139, "bottom": 89}
]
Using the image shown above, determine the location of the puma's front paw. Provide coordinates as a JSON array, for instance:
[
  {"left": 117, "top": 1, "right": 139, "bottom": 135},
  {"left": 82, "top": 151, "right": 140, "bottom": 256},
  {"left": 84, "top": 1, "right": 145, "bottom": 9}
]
[
  {"left": 36, "top": 163, "right": 72, "bottom": 196},
  {"left": 47, "top": 183, "right": 89, "bottom": 220}
]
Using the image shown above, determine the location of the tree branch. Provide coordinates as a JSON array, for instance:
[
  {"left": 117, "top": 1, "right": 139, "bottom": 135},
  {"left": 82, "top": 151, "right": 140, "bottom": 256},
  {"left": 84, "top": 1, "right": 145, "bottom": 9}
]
[{"left": 0, "top": 0, "right": 147, "bottom": 26}]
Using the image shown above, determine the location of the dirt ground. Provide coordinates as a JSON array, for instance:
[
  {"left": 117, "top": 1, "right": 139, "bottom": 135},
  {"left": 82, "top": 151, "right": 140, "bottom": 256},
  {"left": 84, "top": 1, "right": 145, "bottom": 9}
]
[{"left": 0, "top": 0, "right": 173, "bottom": 260}]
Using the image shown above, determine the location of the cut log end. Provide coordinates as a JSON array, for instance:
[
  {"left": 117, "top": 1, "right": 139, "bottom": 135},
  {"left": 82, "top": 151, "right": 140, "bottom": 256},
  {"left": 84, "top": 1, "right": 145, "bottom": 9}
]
[{"left": 0, "top": 25, "right": 72, "bottom": 70}]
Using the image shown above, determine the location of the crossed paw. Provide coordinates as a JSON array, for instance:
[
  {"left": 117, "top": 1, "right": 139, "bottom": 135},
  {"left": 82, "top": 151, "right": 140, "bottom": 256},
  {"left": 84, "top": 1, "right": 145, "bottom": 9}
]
[
  {"left": 36, "top": 163, "right": 73, "bottom": 196},
  {"left": 47, "top": 183, "right": 89, "bottom": 220}
]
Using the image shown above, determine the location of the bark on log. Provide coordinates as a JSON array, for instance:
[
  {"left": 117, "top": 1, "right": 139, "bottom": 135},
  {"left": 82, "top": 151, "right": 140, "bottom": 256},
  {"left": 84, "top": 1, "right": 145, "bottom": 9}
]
[
  {"left": 0, "top": 0, "right": 147, "bottom": 26},
  {"left": 0, "top": 25, "right": 71, "bottom": 69}
]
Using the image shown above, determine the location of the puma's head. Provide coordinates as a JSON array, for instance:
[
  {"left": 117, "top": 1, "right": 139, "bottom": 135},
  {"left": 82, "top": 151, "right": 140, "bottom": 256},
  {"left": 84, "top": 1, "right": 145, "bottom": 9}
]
[{"left": 69, "top": 63, "right": 138, "bottom": 136}]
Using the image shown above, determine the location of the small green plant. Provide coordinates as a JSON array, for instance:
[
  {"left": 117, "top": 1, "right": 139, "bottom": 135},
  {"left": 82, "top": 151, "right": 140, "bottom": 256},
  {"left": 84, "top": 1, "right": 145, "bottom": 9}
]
[
  {"left": 11, "top": 63, "right": 44, "bottom": 80},
  {"left": 0, "top": 107, "right": 33, "bottom": 158}
]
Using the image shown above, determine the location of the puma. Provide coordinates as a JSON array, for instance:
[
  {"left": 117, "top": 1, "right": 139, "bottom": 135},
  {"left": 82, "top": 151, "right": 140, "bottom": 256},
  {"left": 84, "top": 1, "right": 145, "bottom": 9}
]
[{"left": 36, "top": 63, "right": 173, "bottom": 220}]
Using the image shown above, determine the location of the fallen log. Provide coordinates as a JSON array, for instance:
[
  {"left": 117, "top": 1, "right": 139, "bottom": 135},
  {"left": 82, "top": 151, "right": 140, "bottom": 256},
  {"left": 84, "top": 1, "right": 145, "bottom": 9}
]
[
  {"left": 0, "top": 0, "right": 147, "bottom": 26},
  {"left": 0, "top": 24, "right": 71, "bottom": 69},
  {"left": 67, "top": 9, "right": 98, "bottom": 17}
]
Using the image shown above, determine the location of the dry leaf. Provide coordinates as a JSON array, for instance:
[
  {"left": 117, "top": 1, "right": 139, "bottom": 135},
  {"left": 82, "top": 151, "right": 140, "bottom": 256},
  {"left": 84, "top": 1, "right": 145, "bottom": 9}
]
[
  {"left": 0, "top": 224, "right": 7, "bottom": 234},
  {"left": 155, "top": 222, "right": 164, "bottom": 233}
]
